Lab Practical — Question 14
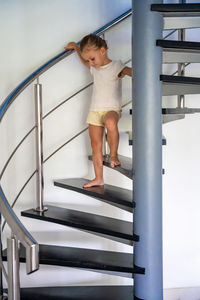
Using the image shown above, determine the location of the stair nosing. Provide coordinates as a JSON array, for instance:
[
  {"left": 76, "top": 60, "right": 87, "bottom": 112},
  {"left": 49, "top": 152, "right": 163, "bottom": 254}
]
[
  {"left": 161, "top": 74, "right": 200, "bottom": 85},
  {"left": 157, "top": 39, "right": 200, "bottom": 51}
]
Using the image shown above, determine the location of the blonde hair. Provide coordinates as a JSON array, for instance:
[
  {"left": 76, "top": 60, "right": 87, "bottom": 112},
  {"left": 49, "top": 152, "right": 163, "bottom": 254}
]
[{"left": 80, "top": 34, "right": 108, "bottom": 52}]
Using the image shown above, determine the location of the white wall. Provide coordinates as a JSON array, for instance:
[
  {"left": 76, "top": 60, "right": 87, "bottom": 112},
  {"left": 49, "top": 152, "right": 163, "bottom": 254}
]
[
  {"left": 1, "top": 0, "right": 200, "bottom": 296},
  {"left": 0, "top": 0, "right": 133, "bottom": 289}
]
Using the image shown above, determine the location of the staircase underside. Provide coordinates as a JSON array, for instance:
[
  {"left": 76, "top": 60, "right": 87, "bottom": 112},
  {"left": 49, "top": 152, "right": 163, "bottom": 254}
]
[{"left": 10, "top": 286, "right": 134, "bottom": 300}]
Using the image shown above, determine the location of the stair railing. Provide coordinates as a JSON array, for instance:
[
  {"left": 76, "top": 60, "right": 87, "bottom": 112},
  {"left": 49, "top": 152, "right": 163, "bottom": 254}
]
[
  {"left": 178, "top": 0, "right": 186, "bottom": 108},
  {"left": 0, "top": 189, "right": 39, "bottom": 300},
  {"left": 0, "top": 6, "right": 191, "bottom": 297},
  {"left": 0, "top": 9, "right": 132, "bottom": 299}
]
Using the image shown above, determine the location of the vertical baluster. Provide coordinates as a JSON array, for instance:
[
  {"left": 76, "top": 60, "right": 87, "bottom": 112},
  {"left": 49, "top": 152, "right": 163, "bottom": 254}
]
[
  {"left": 7, "top": 235, "right": 20, "bottom": 300},
  {"left": 177, "top": 0, "right": 186, "bottom": 108},
  {"left": 34, "top": 78, "right": 47, "bottom": 212}
]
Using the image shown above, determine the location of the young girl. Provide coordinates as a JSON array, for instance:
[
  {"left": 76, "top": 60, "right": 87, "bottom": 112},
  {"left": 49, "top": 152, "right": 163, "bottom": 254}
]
[{"left": 65, "top": 34, "right": 132, "bottom": 188}]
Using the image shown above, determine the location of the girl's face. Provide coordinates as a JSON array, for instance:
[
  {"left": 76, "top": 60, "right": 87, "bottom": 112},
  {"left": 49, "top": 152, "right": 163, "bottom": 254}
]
[{"left": 81, "top": 46, "right": 107, "bottom": 68}]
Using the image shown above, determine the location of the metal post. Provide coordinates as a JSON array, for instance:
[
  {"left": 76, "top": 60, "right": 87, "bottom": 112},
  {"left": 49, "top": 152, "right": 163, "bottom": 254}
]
[
  {"left": 132, "top": 1, "right": 163, "bottom": 299},
  {"left": 177, "top": 0, "right": 186, "bottom": 108},
  {"left": 7, "top": 235, "right": 20, "bottom": 300},
  {"left": 0, "top": 215, "right": 3, "bottom": 298},
  {"left": 103, "top": 130, "right": 109, "bottom": 158},
  {"left": 34, "top": 79, "right": 47, "bottom": 212}
]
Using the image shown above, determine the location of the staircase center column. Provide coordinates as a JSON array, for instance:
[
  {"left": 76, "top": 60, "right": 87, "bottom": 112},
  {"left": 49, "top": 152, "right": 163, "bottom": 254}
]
[{"left": 132, "top": 1, "right": 163, "bottom": 299}]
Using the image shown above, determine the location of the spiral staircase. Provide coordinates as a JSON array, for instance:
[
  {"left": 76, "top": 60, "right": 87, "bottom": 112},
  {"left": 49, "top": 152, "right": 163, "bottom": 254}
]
[{"left": 1, "top": 2, "right": 200, "bottom": 299}]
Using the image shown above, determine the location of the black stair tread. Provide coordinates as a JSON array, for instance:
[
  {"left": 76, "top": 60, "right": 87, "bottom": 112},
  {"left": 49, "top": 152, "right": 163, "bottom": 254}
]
[
  {"left": 54, "top": 178, "right": 134, "bottom": 212},
  {"left": 161, "top": 74, "right": 200, "bottom": 85},
  {"left": 21, "top": 205, "right": 138, "bottom": 242},
  {"left": 131, "top": 107, "right": 200, "bottom": 115},
  {"left": 157, "top": 39, "right": 200, "bottom": 51},
  {"left": 162, "top": 107, "right": 200, "bottom": 114},
  {"left": 151, "top": 4, "right": 200, "bottom": 16},
  {"left": 2, "top": 244, "right": 144, "bottom": 275},
  {"left": 15, "top": 286, "right": 134, "bottom": 300},
  {"left": 89, "top": 154, "right": 133, "bottom": 179}
]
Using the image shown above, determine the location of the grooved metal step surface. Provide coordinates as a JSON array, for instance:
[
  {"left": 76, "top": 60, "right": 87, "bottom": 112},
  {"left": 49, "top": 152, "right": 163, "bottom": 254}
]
[
  {"left": 7, "top": 286, "right": 134, "bottom": 300},
  {"left": 162, "top": 75, "right": 200, "bottom": 96},
  {"left": 2, "top": 244, "right": 144, "bottom": 277},
  {"left": 54, "top": 178, "right": 134, "bottom": 212},
  {"left": 21, "top": 205, "right": 137, "bottom": 245},
  {"left": 157, "top": 39, "right": 200, "bottom": 63}
]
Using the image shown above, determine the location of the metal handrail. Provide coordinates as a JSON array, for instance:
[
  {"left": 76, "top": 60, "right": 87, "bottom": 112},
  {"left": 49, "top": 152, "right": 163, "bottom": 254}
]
[
  {"left": 0, "top": 11, "right": 132, "bottom": 291},
  {"left": 0, "top": 8, "right": 132, "bottom": 202},
  {"left": 0, "top": 188, "right": 39, "bottom": 274},
  {"left": 2, "top": 171, "right": 37, "bottom": 232},
  {"left": 0, "top": 9, "right": 132, "bottom": 123}
]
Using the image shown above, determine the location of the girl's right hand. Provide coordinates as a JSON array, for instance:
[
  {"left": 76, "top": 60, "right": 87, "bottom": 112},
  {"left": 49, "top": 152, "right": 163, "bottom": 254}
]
[{"left": 64, "top": 42, "right": 78, "bottom": 50}]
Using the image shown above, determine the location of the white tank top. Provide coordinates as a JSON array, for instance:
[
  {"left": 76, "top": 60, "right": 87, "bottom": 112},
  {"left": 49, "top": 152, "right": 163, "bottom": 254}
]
[{"left": 90, "top": 60, "right": 125, "bottom": 111}]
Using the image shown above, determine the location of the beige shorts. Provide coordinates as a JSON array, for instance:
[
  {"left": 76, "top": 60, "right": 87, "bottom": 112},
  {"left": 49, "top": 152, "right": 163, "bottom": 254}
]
[{"left": 87, "top": 110, "right": 121, "bottom": 127}]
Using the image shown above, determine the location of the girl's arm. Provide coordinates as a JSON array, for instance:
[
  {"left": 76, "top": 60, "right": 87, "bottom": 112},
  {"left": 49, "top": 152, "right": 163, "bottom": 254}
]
[
  {"left": 64, "top": 42, "right": 90, "bottom": 68},
  {"left": 118, "top": 66, "right": 132, "bottom": 78}
]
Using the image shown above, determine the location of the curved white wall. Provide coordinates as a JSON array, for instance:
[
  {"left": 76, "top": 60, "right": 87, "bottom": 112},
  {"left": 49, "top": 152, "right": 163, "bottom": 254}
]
[{"left": 1, "top": 0, "right": 200, "bottom": 295}]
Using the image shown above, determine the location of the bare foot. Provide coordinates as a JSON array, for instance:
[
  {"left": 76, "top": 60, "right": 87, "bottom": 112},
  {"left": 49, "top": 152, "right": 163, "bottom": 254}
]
[
  {"left": 83, "top": 178, "right": 104, "bottom": 188},
  {"left": 110, "top": 156, "right": 121, "bottom": 168}
]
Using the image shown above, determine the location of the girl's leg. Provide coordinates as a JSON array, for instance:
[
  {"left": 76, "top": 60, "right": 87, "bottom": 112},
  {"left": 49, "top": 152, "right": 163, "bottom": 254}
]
[
  {"left": 104, "top": 111, "right": 121, "bottom": 168},
  {"left": 83, "top": 124, "right": 104, "bottom": 188}
]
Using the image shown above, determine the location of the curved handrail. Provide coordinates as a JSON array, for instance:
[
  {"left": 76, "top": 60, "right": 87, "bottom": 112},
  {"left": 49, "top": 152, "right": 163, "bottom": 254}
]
[
  {"left": 0, "top": 8, "right": 132, "bottom": 281},
  {"left": 0, "top": 9, "right": 132, "bottom": 123},
  {"left": 0, "top": 188, "right": 39, "bottom": 274}
]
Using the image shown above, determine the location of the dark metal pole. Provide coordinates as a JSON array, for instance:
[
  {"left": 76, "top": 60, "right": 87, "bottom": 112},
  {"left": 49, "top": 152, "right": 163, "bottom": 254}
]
[{"left": 132, "top": 1, "right": 163, "bottom": 299}]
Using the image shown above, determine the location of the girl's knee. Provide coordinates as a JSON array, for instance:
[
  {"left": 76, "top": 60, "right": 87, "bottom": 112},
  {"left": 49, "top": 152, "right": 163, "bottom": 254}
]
[{"left": 105, "top": 118, "right": 118, "bottom": 131}]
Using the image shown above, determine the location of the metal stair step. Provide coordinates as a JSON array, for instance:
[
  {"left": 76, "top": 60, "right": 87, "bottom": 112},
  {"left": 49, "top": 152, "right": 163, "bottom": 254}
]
[
  {"left": 157, "top": 39, "right": 200, "bottom": 51},
  {"left": 162, "top": 108, "right": 200, "bottom": 114},
  {"left": 157, "top": 39, "right": 200, "bottom": 63},
  {"left": 54, "top": 178, "right": 134, "bottom": 212},
  {"left": 151, "top": 3, "right": 200, "bottom": 16},
  {"left": 2, "top": 244, "right": 144, "bottom": 277},
  {"left": 89, "top": 155, "right": 133, "bottom": 180},
  {"left": 151, "top": 4, "right": 200, "bottom": 30},
  {"left": 130, "top": 107, "right": 198, "bottom": 116},
  {"left": 162, "top": 75, "right": 200, "bottom": 96},
  {"left": 21, "top": 205, "right": 137, "bottom": 245},
  {"left": 8, "top": 286, "right": 134, "bottom": 300}
]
